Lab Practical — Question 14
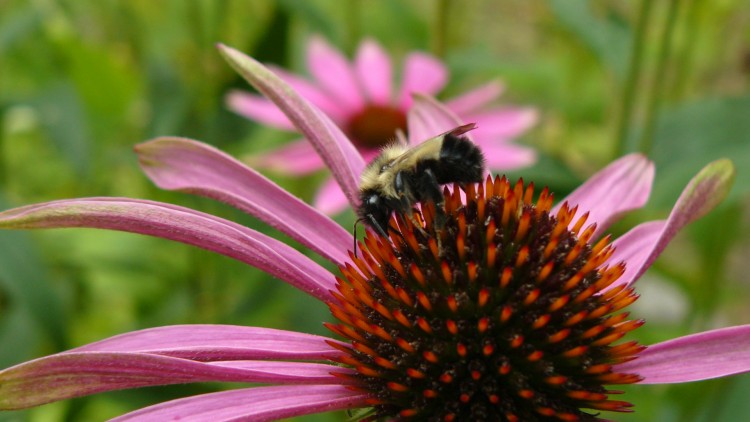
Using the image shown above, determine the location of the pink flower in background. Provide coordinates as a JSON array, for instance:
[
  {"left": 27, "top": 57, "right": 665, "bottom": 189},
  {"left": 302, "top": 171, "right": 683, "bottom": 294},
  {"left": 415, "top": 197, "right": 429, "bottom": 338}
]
[
  {"left": 0, "top": 45, "right": 748, "bottom": 421},
  {"left": 227, "top": 36, "right": 537, "bottom": 214}
]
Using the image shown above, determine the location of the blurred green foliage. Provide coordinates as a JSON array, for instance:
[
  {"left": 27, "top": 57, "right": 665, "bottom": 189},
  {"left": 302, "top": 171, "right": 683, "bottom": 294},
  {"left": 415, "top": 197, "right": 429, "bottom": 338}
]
[{"left": 0, "top": 0, "right": 749, "bottom": 421}]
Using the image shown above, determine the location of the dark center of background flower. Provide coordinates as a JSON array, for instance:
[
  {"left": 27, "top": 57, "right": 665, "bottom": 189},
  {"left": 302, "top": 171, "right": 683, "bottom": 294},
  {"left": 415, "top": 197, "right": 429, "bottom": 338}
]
[
  {"left": 327, "top": 176, "right": 646, "bottom": 421},
  {"left": 346, "top": 105, "right": 408, "bottom": 149}
]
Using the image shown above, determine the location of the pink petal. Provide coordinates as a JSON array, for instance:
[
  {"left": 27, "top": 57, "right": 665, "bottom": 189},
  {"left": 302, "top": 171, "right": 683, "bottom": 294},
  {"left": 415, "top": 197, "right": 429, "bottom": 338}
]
[
  {"left": 477, "top": 142, "right": 537, "bottom": 170},
  {"left": 225, "top": 90, "right": 295, "bottom": 130},
  {"left": 73, "top": 325, "right": 345, "bottom": 361},
  {"left": 246, "top": 138, "right": 325, "bottom": 175},
  {"left": 398, "top": 52, "right": 448, "bottom": 109},
  {"left": 444, "top": 80, "right": 505, "bottom": 115},
  {"left": 313, "top": 177, "right": 352, "bottom": 216},
  {"left": 355, "top": 38, "right": 393, "bottom": 105},
  {"left": 611, "top": 159, "right": 735, "bottom": 288},
  {"left": 554, "top": 154, "right": 654, "bottom": 238},
  {"left": 218, "top": 44, "right": 364, "bottom": 207},
  {"left": 407, "top": 94, "right": 469, "bottom": 144},
  {"left": 136, "top": 137, "right": 351, "bottom": 265},
  {"left": 616, "top": 325, "right": 750, "bottom": 384},
  {"left": 210, "top": 361, "right": 349, "bottom": 376},
  {"left": 467, "top": 107, "right": 538, "bottom": 139},
  {"left": 0, "top": 198, "right": 335, "bottom": 301},
  {"left": 112, "top": 385, "right": 370, "bottom": 422},
  {"left": 306, "top": 36, "right": 365, "bottom": 110},
  {"left": 0, "top": 352, "right": 347, "bottom": 410}
]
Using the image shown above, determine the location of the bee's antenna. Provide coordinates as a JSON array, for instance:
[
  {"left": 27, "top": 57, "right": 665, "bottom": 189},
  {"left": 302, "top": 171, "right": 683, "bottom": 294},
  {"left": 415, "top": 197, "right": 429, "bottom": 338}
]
[{"left": 353, "top": 218, "right": 364, "bottom": 258}]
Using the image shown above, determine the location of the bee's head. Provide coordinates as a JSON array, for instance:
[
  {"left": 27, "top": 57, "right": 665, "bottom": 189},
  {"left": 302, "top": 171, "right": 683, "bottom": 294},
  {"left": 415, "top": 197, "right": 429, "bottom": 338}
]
[{"left": 357, "top": 189, "right": 392, "bottom": 238}]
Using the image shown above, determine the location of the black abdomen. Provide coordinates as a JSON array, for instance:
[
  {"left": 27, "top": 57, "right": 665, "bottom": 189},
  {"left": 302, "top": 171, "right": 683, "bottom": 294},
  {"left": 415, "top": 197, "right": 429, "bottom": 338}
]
[{"left": 433, "top": 133, "right": 486, "bottom": 184}]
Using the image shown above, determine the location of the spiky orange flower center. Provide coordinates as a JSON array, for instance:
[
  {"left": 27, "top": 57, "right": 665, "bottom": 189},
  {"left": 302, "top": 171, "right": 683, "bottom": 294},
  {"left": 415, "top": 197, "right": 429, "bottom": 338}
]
[{"left": 327, "top": 176, "right": 645, "bottom": 421}]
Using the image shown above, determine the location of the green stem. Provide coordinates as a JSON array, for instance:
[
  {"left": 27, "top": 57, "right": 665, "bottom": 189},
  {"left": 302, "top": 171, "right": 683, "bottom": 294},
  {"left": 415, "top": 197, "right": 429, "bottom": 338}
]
[
  {"left": 614, "top": 0, "right": 654, "bottom": 158},
  {"left": 433, "top": 0, "right": 451, "bottom": 58},
  {"left": 0, "top": 111, "right": 5, "bottom": 186},
  {"left": 187, "top": 198, "right": 223, "bottom": 323},
  {"left": 345, "top": 0, "right": 361, "bottom": 53},
  {"left": 672, "top": 0, "right": 701, "bottom": 98},
  {"left": 639, "top": 0, "right": 682, "bottom": 155}
]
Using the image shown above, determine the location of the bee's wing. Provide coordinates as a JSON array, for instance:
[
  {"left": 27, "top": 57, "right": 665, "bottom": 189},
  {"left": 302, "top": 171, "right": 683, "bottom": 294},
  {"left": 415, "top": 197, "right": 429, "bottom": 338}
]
[
  {"left": 388, "top": 136, "right": 443, "bottom": 169},
  {"left": 390, "top": 123, "right": 478, "bottom": 168},
  {"left": 442, "top": 122, "right": 477, "bottom": 138}
]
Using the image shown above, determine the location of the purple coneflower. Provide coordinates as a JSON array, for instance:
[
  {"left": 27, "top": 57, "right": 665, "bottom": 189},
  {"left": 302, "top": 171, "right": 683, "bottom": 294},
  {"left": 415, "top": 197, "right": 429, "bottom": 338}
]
[
  {"left": 227, "top": 36, "right": 537, "bottom": 215},
  {"left": 0, "top": 45, "right": 748, "bottom": 421}
]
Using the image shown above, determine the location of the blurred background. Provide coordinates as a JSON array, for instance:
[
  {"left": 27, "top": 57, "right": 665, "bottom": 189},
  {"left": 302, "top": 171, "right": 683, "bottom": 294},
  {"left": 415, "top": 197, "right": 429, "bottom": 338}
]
[{"left": 1, "top": 1, "right": 749, "bottom": 420}]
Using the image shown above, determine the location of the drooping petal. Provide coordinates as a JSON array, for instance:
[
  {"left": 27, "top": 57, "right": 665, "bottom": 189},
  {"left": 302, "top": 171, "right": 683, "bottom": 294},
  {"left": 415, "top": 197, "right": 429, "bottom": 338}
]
[
  {"left": 407, "top": 94, "right": 469, "bottom": 144},
  {"left": 554, "top": 154, "right": 655, "bottom": 238},
  {"left": 611, "top": 159, "right": 735, "bottom": 287},
  {"left": 72, "top": 325, "right": 345, "bottom": 360},
  {"left": 226, "top": 67, "right": 349, "bottom": 128},
  {"left": 306, "top": 36, "right": 365, "bottom": 110},
  {"left": 313, "top": 177, "right": 352, "bottom": 216},
  {"left": 607, "top": 221, "right": 665, "bottom": 287},
  {"left": 444, "top": 80, "right": 505, "bottom": 115},
  {"left": 398, "top": 52, "right": 448, "bottom": 109},
  {"left": 218, "top": 44, "right": 364, "bottom": 207},
  {"left": 0, "top": 352, "right": 348, "bottom": 410},
  {"left": 355, "top": 38, "right": 393, "bottom": 105},
  {"left": 266, "top": 64, "right": 349, "bottom": 122},
  {"left": 0, "top": 198, "right": 335, "bottom": 301},
  {"left": 225, "top": 91, "right": 295, "bottom": 130},
  {"left": 616, "top": 325, "right": 750, "bottom": 384},
  {"left": 245, "top": 138, "right": 325, "bottom": 175},
  {"left": 466, "top": 107, "right": 539, "bottom": 140},
  {"left": 136, "top": 137, "right": 352, "bottom": 265},
  {"left": 477, "top": 142, "right": 537, "bottom": 170},
  {"left": 111, "top": 384, "right": 370, "bottom": 422}
]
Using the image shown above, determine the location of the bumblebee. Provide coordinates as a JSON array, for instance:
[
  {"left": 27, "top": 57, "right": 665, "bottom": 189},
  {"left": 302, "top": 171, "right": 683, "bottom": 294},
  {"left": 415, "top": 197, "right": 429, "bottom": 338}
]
[{"left": 357, "top": 123, "right": 486, "bottom": 238}]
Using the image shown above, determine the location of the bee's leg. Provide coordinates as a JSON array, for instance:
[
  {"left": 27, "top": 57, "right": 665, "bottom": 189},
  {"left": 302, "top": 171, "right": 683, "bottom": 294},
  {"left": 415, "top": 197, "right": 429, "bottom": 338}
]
[
  {"left": 410, "top": 206, "right": 424, "bottom": 224},
  {"left": 352, "top": 219, "right": 360, "bottom": 257},
  {"left": 393, "top": 171, "right": 429, "bottom": 236},
  {"left": 416, "top": 168, "right": 447, "bottom": 226},
  {"left": 366, "top": 213, "right": 390, "bottom": 239},
  {"left": 412, "top": 168, "right": 447, "bottom": 252},
  {"left": 369, "top": 212, "right": 408, "bottom": 247}
]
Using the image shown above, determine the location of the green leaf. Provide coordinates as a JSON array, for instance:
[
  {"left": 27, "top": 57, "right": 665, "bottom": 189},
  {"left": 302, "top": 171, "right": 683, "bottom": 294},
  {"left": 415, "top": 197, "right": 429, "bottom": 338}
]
[
  {"left": 0, "top": 307, "right": 40, "bottom": 368},
  {"left": 650, "top": 96, "right": 750, "bottom": 208},
  {"left": 30, "top": 83, "right": 92, "bottom": 178},
  {"left": 278, "top": 0, "right": 340, "bottom": 42},
  {"left": 709, "top": 376, "right": 750, "bottom": 422},
  {"left": 0, "top": 195, "right": 68, "bottom": 353},
  {"left": 0, "top": 4, "right": 41, "bottom": 55},
  {"left": 548, "top": 0, "right": 631, "bottom": 79},
  {"left": 62, "top": 40, "right": 140, "bottom": 141},
  {"left": 505, "top": 152, "right": 582, "bottom": 197}
]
